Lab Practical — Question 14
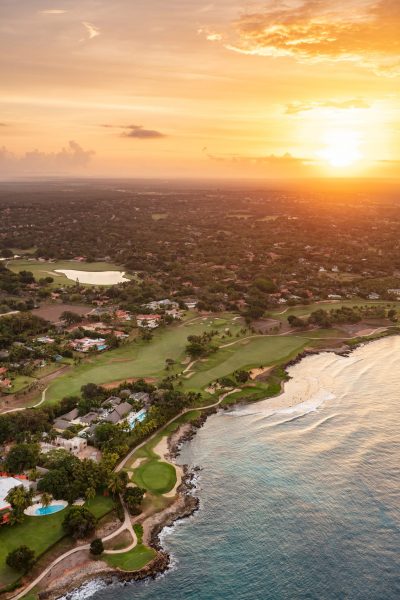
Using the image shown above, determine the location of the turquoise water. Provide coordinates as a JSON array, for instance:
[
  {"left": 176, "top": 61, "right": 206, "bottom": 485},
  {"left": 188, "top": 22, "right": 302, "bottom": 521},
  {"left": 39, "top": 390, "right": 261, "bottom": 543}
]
[
  {"left": 127, "top": 408, "right": 147, "bottom": 430},
  {"left": 35, "top": 504, "right": 65, "bottom": 516},
  {"left": 84, "top": 336, "right": 400, "bottom": 600}
]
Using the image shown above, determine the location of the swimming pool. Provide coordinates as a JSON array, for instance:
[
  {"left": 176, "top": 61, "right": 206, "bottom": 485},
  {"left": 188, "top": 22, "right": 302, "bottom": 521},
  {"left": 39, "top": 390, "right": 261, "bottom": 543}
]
[
  {"left": 35, "top": 504, "right": 66, "bottom": 516},
  {"left": 127, "top": 408, "right": 147, "bottom": 430},
  {"left": 25, "top": 500, "right": 68, "bottom": 516}
]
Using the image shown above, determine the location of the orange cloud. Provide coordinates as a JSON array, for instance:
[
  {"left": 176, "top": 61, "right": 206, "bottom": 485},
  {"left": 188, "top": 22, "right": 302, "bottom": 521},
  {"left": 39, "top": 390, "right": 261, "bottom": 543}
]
[{"left": 223, "top": 0, "right": 400, "bottom": 76}]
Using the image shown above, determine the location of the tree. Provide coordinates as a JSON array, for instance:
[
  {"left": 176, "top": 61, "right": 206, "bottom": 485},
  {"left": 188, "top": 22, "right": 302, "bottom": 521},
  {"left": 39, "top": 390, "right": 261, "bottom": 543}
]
[
  {"left": 6, "top": 546, "right": 35, "bottom": 573},
  {"left": 288, "top": 315, "right": 306, "bottom": 328},
  {"left": 85, "top": 486, "right": 96, "bottom": 502},
  {"left": 90, "top": 538, "right": 104, "bottom": 556},
  {"left": 6, "top": 486, "right": 34, "bottom": 524},
  {"left": 108, "top": 472, "right": 128, "bottom": 497},
  {"left": 60, "top": 311, "right": 83, "bottom": 325},
  {"left": 234, "top": 370, "right": 250, "bottom": 384},
  {"left": 123, "top": 487, "right": 145, "bottom": 515},
  {"left": 62, "top": 507, "right": 96, "bottom": 539},
  {"left": 41, "top": 492, "right": 53, "bottom": 509},
  {"left": 5, "top": 443, "right": 40, "bottom": 474}
]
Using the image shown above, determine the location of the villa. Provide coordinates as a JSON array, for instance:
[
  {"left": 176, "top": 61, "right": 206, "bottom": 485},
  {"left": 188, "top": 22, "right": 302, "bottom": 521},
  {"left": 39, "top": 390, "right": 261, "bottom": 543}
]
[
  {"left": 136, "top": 314, "right": 161, "bottom": 329},
  {"left": 183, "top": 299, "right": 198, "bottom": 310},
  {"left": 144, "top": 299, "right": 179, "bottom": 311},
  {"left": 70, "top": 337, "right": 108, "bottom": 352},
  {"left": 0, "top": 475, "right": 32, "bottom": 525},
  {"left": 41, "top": 436, "right": 88, "bottom": 457}
]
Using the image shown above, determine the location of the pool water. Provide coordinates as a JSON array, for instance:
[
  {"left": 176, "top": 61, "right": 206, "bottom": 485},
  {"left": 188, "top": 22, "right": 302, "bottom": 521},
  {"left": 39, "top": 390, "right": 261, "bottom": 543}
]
[
  {"left": 127, "top": 408, "right": 147, "bottom": 430},
  {"left": 35, "top": 504, "right": 66, "bottom": 516}
]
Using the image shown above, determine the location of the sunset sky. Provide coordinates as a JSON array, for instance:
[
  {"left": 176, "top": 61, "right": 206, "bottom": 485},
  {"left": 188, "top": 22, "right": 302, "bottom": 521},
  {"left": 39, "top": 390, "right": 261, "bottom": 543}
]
[{"left": 1, "top": 0, "right": 399, "bottom": 178}]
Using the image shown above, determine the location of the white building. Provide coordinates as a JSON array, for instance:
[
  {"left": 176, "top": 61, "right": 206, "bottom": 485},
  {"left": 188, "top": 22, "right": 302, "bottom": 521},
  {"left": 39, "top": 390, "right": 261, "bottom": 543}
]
[
  {"left": 41, "top": 436, "right": 87, "bottom": 456},
  {"left": 136, "top": 314, "right": 161, "bottom": 329}
]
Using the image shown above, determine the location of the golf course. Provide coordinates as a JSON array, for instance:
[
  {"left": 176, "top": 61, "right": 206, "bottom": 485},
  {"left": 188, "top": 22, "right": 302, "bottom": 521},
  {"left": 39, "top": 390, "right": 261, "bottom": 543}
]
[{"left": 38, "top": 301, "right": 400, "bottom": 407}]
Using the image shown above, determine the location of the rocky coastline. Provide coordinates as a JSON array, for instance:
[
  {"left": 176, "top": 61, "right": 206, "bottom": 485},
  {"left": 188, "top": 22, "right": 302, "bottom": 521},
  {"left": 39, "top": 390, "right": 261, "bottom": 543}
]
[{"left": 38, "top": 415, "right": 210, "bottom": 600}]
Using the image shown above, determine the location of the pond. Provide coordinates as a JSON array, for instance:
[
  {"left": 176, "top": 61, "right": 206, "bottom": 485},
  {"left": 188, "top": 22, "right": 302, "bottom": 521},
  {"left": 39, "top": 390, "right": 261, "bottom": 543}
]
[{"left": 54, "top": 270, "right": 129, "bottom": 285}]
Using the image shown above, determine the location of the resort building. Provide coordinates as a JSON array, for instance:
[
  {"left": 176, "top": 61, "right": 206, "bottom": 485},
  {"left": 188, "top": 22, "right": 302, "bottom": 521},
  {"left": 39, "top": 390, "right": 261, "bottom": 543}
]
[
  {"left": 136, "top": 314, "right": 161, "bottom": 329},
  {"left": 183, "top": 299, "right": 198, "bottom": 309},
  {"left": 41, "top": 436, "right": 87, "bottom": 456},
  {"left": 70, "top": 337, "right": 108, "bottom": 352},
  {"left": 0, "top": 476, "right": 32, "bottom": 525}
]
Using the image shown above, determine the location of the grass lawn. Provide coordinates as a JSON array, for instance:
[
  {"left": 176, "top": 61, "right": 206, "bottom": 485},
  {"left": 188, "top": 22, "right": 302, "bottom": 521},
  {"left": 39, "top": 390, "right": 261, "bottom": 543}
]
[
  {"left": 133, "top": 460, "right": 176, "bottom": 495},
  {"left": 104, "top": 545, "right": 156, "bottom": 571},
  {"left": 8, "top": 260, "right": 132, "bottom": 288},
  {"left": 8, "top": 376, "right": 37, "bottom": 394},
  {"left": 183, "top": 335, "right": 308, "bottom": 391},
  {"left": 44, "top": 314, "right": 244, "bottom": 404},
  {"left": 0, "top": 495, "right": 114, "bottom": 589}
]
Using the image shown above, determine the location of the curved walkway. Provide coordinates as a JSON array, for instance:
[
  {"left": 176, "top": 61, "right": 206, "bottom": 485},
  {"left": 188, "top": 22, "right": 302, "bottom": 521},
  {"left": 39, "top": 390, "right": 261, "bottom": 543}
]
[
  {"left": 8, "top": 390, "right": 240, "bottom": 599},
  {"left": 10, "top": 502, "right": 136, "bottom": 600},
  {"left": 1, "top": 387, "right": 48, "bottom": 415}
]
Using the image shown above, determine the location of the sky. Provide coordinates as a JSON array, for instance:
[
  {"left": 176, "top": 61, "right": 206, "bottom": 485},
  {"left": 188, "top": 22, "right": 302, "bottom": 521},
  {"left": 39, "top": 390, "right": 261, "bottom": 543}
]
[{"left": 0, "top": 0, "right": 399, "bottom": 178}]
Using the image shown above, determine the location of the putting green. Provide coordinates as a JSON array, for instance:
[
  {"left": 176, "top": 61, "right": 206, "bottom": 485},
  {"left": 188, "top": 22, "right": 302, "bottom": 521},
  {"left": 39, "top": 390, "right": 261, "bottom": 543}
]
[{"left": 133, "top": 460, "right": 177, "bottom": 494}]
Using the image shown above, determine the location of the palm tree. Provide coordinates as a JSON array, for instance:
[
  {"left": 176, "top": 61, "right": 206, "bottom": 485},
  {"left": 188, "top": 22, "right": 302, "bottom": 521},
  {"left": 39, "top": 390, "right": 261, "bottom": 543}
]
[
  {"left": 41, "top": 492, "right": 53, "bottom": 509},
  {"left": 107, "top": 472, "right": 126, "bottom": 497},
  {"left": 85, "top": 486, "right": 96, "bottom": 502}
]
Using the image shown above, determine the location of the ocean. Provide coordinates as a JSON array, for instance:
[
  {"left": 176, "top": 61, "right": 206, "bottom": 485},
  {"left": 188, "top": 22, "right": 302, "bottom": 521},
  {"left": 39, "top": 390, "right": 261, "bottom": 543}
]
[{"left": 72, "top": 336, "right": 400, "bottom": 600}]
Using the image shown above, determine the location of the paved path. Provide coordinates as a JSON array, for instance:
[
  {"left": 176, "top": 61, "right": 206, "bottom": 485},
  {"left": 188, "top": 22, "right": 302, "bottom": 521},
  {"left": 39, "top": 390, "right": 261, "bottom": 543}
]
[
  {"left": 1, "top": 387, "right": 48, "bottom": 415},
  {"left": 9, "top": 389, "right": 240, "bottom": 599},
  {"left": 9, "top": 501, "right": 136, "bottom": 600}
]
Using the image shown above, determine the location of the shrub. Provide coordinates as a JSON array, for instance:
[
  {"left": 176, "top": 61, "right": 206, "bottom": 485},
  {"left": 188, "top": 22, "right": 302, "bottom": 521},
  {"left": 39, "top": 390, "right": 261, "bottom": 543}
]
[
  {"left": 62, "top": 507, "right": 96, "bottom": 539},
  {"left": 90, "top": 538, "right": 104, "bottom": 556},
  {"left": 6, "top": 546, "right": 35, "bottom": 573}
]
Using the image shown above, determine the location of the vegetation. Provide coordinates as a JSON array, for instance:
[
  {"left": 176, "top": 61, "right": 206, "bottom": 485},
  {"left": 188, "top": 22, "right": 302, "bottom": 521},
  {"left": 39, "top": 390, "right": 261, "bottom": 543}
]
[
  {"left": 6, "top": 546, "right": 35, "bottom": 574},
  {"left": 5, "top": 487, "right": 34, "bottom": 525},
  {"left": 104, "top": 545, "right": 156, "bottom": 572},
  {"left": 123, "top": 487, "right": 146, "bottom": 515},
  {"left": 62, "top": 507, "right": 96, "bottom": 539},
  {"left": 90, "top": 538, "right": 104, "bottom": 556}
]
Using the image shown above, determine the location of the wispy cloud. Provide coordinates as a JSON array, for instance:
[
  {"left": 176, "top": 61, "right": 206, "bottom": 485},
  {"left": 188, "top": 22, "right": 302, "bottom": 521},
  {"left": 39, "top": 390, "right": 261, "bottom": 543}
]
[
  {"left": 102, "top": 124, "right": 166, "bottom": 139},
  {"left": 219, "top": 0, "right": 400, "bottom": 76},
  {"left": 285, "top": 99, "right": 370, "bottom": 114},
  {"left": 82, "top": 21, "right": 100, "bottom": 40},
  {"left": 41, "top": 9, "right": 67, "bottom": 14}
]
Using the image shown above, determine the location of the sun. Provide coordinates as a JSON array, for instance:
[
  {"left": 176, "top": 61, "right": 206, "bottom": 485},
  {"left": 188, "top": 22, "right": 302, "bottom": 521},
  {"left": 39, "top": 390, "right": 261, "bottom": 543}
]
[{"left": 320, "top": 129, "right": 362, "bottom": 169}]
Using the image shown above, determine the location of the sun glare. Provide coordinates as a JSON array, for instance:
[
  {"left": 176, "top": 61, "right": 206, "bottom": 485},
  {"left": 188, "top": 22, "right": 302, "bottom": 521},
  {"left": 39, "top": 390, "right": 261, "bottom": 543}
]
[{"left": 320, "top": 130, "right": 362, "bottom": 169}]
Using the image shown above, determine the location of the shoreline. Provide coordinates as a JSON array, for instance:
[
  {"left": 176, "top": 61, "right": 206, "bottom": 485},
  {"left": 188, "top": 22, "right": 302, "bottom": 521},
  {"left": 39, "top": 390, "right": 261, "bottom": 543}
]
[
  {"left": 16, "top": 331, "right": 399, "bottom": 600},
  {"left": 35, "top": 413, "right": 211, "bottom": 600}
]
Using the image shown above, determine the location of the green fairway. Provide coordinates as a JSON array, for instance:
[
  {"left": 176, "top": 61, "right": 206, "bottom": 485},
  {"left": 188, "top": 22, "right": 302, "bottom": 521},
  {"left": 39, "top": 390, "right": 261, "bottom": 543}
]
[
  {"left": 104, "top": 545, "right": 156, "bottom": 571},
  {"left": 183, "top": 335, "right": 308, "bottom": 390},
  {"left": 8, "top": 260, "right": 132, "bottom": 287},
  {"left": 0, "top": 495, "right": 114, "bottom": 589},
  {"left": 270, "top": 299, "right": 400, "bottom": 322},
  {"left": 45, "top": 314, "right": 244, "bottom": 403},
  {"left": 133, "top": 460, "right": 177, "bottom": 494}
]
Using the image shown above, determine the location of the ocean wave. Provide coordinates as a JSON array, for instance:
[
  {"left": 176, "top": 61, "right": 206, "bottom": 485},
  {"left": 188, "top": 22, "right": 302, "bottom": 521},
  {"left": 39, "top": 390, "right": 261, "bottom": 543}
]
[{"left": 59, "top": 578, "right": 109, "bottom": 600}]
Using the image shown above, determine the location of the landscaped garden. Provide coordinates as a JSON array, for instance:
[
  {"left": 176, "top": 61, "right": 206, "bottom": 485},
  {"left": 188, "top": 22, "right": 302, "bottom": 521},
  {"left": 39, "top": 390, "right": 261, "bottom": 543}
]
[{"left": 0, "top": 495, "right": 115, "bottom": 589}]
